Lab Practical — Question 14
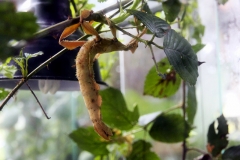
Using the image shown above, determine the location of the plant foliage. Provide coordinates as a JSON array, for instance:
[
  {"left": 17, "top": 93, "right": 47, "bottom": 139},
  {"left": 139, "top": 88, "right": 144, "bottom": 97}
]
[
  {"left": 144, "top": 57, "right": 181, "bottom": 98},
  {"left": 207, "top": 115, "right": 228, "bottom": 157},
  {"left": 0, "top": 1, "right": 38, "bottom": 61},
  {"left": 163, "top": 29, "right": 199, "bottom": 85},
  {"left": 149, "top": 113, "right": 191, "bottom": 143},
  {"left": 100, "top": 87, "right": 139, "bottom": 130},
  {"left": 2, "top": 1, "right": 236, "bottom": 160}
]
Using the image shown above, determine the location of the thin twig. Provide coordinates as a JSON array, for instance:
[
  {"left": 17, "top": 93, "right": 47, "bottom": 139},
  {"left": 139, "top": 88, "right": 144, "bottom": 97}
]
[
  {"left": 109, "top": 0, "right": 133, "bottom": 19},
  {"left": 163, "top": 104, "right": 182, "bottom": 114},
  {"left": 114, "top": 24, "right": 147, "bottom": 44},
  {"left": 0, "top": 34, "right": 86, "bottom": 110},
  {"left": 25, "top": 82, "right": 51, "bottom": 119},
  {"left": 32, "top": 0, "right": 133, "bottom": 40},
  {"left": 101, "top": 0, "right": 132, "bottom": 15},
  {"left": 148, "top": 44, "right": 165, "bottom": 78},
  {"left": 0, "top": 40, "right": 75, "bottom": 110},
  {"left": 149, "top": 41, "right": 164, "bottom": 49},
  {"left": 182, "top": 81, "right": 187, "bottom": 160}
]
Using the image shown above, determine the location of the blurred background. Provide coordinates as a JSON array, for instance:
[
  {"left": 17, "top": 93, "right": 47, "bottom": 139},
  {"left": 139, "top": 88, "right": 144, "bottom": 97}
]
[{"left": 0, "top": 0, "right": 240, "bottom": 159}]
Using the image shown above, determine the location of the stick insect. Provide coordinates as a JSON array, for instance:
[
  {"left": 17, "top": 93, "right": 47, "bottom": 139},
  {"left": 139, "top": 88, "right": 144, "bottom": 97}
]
[{"left": 59, "top": 10, "right": 143, "bottom": 140}]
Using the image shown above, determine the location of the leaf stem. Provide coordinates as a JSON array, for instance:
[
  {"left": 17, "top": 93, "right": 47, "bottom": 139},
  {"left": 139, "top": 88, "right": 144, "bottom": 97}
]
[
  {"left": 163, "top": 104, "right": 182, "bottom": 114},
  {"left": 149, "top": 41, "right": 164, "bottom": 49},
  {"left": 25, "top": 82, "right": 51, "bottom": 119},
  {"left": 148, "top": 44, "right": 165, "bottom": 78}
]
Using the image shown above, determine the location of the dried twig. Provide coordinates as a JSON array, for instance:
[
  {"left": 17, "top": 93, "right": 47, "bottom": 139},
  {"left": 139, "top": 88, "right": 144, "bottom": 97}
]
[{"left": 25, "top": 82, "right": 51, "bottom": 119}]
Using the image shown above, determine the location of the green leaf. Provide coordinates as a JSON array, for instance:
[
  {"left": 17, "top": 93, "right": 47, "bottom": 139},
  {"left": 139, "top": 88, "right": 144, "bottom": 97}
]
[
  {"left": 69, "top": 127, "right": 110, "bottom": 156},
  {"left": 127, "top": 9, "right": 170, "bottom": 38},
  {"left": 207, "top": 115, "right": 228, "bottom": 157},
  {"left": 222, "top": 146, "right": 240, "bottom": 160},
  {"left": 217, "top": 0, "right": 229, "bottom": 5},
  {"left": 144, "top": 57, "right": 181, "bottom": 98},
  {"left": 127, "top": 140, "right": 160, "bottom": 160},
  {"left": 98, "top": 0, "right": 107, "bottom": 2},
  {"left": 192, "top": 43, "right": 205, "bottom": 54},
  {"left": 0, "top": 1, "right": 39, "bottom": 61},
  {"left": 0, "top": 88, "right": 9, "bottom": 100},
  {"left": 163, "top": 29, "right": 199, "bottom": 85},
  {"left": 0, "top": 58, "right": 17, "bottom": 78},
  {"left": 24, "top": 51, "right": 44, "bottom": 75},
  {"left": 162, "top": 0, "right": 181, "bottom": 22},
  {"left": 0, "top": 2, "right": 38, "bottom": 40},
  {"left": 192, "top": 24, "right": 205, "bottom": 43},
  {"left": 187, "top": 86, "right": 197, "bottom": 125},
  {"left": 149, "top": 113, "right": 191, "bottom": 143},
  {"left": 25, "top": 51, "right": 44, "bottom": 60},
  {"left": 100, "top": 87, "right": 139, "bottom": 130},
  {"left": 13, "top": 51, "right": 44, "bottom": 77},
  {"left": 13, "top": 57, "right": 26, "bottom": 76}
]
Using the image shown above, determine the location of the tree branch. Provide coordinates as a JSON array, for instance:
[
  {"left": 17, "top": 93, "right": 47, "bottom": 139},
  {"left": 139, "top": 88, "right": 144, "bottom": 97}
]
[{"left": 32, "top": 0, "right": 133, "bottom": 40}]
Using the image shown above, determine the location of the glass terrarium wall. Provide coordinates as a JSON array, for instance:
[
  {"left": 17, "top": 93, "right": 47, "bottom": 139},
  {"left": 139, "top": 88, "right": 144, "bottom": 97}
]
[
  {"left": 113, "top": 0, "right": 240, "bottom": 158},
  {"left": 196, "top": 0, "right": 240, "bottom": 147}
]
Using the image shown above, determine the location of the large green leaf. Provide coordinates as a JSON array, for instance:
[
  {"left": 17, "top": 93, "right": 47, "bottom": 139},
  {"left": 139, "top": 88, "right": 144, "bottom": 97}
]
[
  {"left": 149, "top": 113, "right": 191, "bottom": 143},
  {"left": 69, "top": 127, "right": 110, "bottom": 156},
  {"left": 187, "top": 86, "right": 197, "bottom": 125},
  {"left": 100, "top": 87, "right": 139, "bottom": 130},
  {"left": 144, "top": 57, "right": 181, "bottom": 98},
  {"left": 127, "top": 9, "right": 170, "bottom": 38},
  {"left": 127, "top": 140, "right": 160, "bottom": 160},
  {"left": 0, "top": 1, "right": 38, "bottom": 61},
  {"left": 207, "top": 115, "right": 228, "bottom": 157},
  {"left": 162, "top": 0, "right": 181, "bottom": 22},
  {"left": 163, "top": 29, "right": 199, "bottom": 85}
]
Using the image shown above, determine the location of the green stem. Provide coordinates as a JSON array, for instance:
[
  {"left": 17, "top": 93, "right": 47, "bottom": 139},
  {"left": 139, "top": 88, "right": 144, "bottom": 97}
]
[{"left": 163, "top": 104, "right": 182, "bottom": 114}]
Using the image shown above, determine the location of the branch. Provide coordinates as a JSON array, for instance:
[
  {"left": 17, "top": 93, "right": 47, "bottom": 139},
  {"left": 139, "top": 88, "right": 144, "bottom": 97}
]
[
  {"left": 148, "top": 43, "right": 165, "bottom": 78},
  {"left": 182, "top": 81, "right": 187, "bottom": 160},
  {"left": 25, "top": 82, "right": 51, "bottom": 119},
  {"left": 0, "top": 48, "right": 65, "bottom": 110},
  {"left": 32, "top": 0, "right": 133, "bottom": 40}
]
